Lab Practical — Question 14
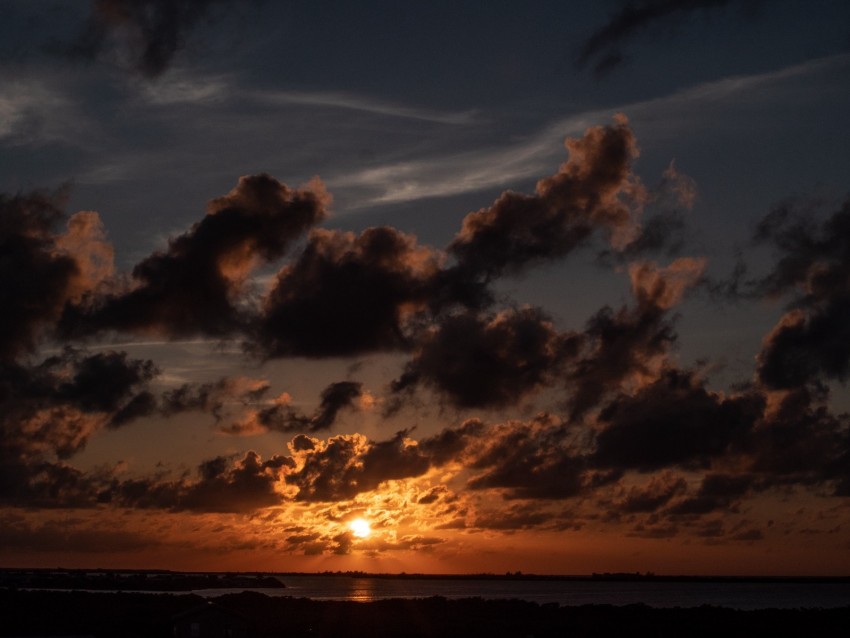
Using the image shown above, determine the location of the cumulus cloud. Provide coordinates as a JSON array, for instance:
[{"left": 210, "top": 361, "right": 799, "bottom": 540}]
[
  {"left": 0, "top": 348, "right": 158, "bottom": 507},
  {"left": 6, "top": 112, "right": 850, "bottom": 555},
  {"left": 593, "top": 369, "right": 763, "bottom": 471},
  {"left": 392, "top": 307, "right": 578, "bottom": 409},
  {"left": 0, "top": 189, "right": 111, "bottom": 361},
  {"left": 284, "top": 430, "right": 431, "bottom": 502},
  {"left": 61, "top": 174, "right": 328, "bottom": 339},
  {"left": 752, "top": 198, "right": 850, "bottom": 389},
  {"left": 565, "top": 258, "right": 704, "bottom": 418},
  {"left": 465, "top": 416, "right": 593, "bottom": 500},
  {"left": 447, "top": 115, "right": 644, "bottom": 284},
  {"left": 106, "top": 450, "right": 289, "bottom": 513},
  {"left": 255, "top": 226, "right": 441, "bottom": 357}
]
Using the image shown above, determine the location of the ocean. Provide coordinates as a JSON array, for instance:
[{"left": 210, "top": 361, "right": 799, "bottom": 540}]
[{"left": 191, "top": 575, "right": 850, "bottom": 610}]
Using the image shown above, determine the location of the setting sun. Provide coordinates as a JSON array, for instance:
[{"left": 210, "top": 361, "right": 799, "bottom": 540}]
[{"left": 349, "top": 517, "right": 372, "bottom": 538}]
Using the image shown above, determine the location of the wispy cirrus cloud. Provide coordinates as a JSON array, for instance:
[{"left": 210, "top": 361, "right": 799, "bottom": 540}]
[
  {"left": 255, "top": 89, "right": 479, "bottom": 125},
  {"left": 331, "top": 53, "right": 850, "bottom": 209}
]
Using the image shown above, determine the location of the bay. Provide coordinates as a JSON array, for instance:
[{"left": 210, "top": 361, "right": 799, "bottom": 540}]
[{"left": 191, "top": 575, "right": 850, "bottom": 610}]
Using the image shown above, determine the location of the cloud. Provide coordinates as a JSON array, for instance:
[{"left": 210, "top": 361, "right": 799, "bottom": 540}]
[
  {"left": 390, "top": 255, "right": 703, "bottom": 414},
  {"left": 474, "top": 503, "right": 557, "bottom": 531},
  {"left": 336, "top": 54, "right": 850, "bottom": 212},
  {"left": 578, "top": 0, "right": 744, "bottom": 76},
  {"left": 447, "top": 115, "right": 644, "bottom": 282},
  {"left": 0, "top": 188, "right": 111, "bottom": 361},
  {"left": 748, "top": 385, "right": 848, "bottom": 491},
  {"left": 256, "top": 90, "right": 479, "bottom": 125},
  {"left": 161, "top": 375, "right": 270, "bottom": 421},
  {"left": 617, "top": 472, "right": 688, "bottom": 513},
  {"left": 593, "top": 369, "right": 763, "bottom": 471},
  {"left": 751, "top": 198, "right": 850, "bottom": 389},
  {"left": 565, "top": 258, "right": 704, "bottom": 418},
  {"left": 61, "top": 174, "right": 328, "bottom": 339},
  {"left": 465, "top": 416, "right": 593, "bottom": 500},
  {"left": 63, "top": 0, "right": 242, "bottom": 77},
  {"left": 667, "top": 473, "right": 753, "bottom": 515},
  {"left": 284, "top": 430, "right": 431, "bottom": 502},
  {"left": 226, "top": 381, "right": 365, "bottom": 435},
  {"left": 0, "top": 348, "right": 158, "bottom": 458},
  {"left": 416, "top": 419, "right": 487, "bottom": 465},
  {"left": 392, "top": 307, "right": 577, "bottom": 409},
  {"left": 254, "top": 226, "right": 441, "bottom": 357},
  {"left": 109, "top": 450, "right": 289, "bottom": 513},
  {"left": 0, "top": 348, "right": 159, "bottom": 507}
]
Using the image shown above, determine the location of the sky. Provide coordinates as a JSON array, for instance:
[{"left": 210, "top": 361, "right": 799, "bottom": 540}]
[{"left": 2, "top": 0, "right": 850, "bottom": 576}]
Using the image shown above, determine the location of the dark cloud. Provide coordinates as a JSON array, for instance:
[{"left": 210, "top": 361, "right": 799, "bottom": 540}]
[
  {"left": 226, "top": 381, "right": 364, "bottom": 434},
  {"left": 578, "top": 0, "right": 744, "bottom": 76},
  {"left": 106, "top": 451, "right": 289, "bottom": 513},
  {"left": 599, "top": 161, "right": 695, "bottom": 264},
  {"left": 108, "top": 390, "right": 159, "bottom": 427},
  {"left": 285, "top": 430, "right": 431, "bottom": 502},
  {"left": 417, "top": 419, "right": 486, "bottom": 465},
  {"left": 175, "top": 450, "right": 284, "bottom": 512},
  {"left": 593, "top": 369, "right": 764, "bottom": 472},
  {"left": 448, "top": 116, "right": 643, "bottom": 283},
  {"left": 255, "top": 226, "right": 441, "bottom": 357},
  {"left": 667, "top": 473, "right": 753, "bottom": 515},
  {"left": 566, "top": 258, "right": 704, "bottom": 418},
  {"left": 61, "top": 174, "right": 328, "bottom": 339},
  {"left": 0, "top": 459, "right": 101, "bottom": 510},
  {"left": 392, "top": 307, "right": 578, "bottom": 410},
  {"left": 748, "top": 386, "right": 849, "bottom": 492},
  {"left": 417, "top": 485, "right": 449, "bottom": 505},
  {"left": 617, "top": 472, "right": 687, "bottom": 513},
  {"left": 52, "top": 348, "right": 158, "bottom": 415},
  {"left": 0, "top": 188, "right": 111, "bottom": 362},
  {"left": 466, "top": 417, "right": 591, "bottom": 499},
  {"left": 0, "top": 348, "right": 159, "bottom": 507},
  {"left": 0, "top": 349, "right": 158, "bottom": 460},
  {"left": 601, "top": 210, "right": 687, "bottom": 263},
  {"left": 729, "top": 527, "right": 764, "bottom": 541},
  {"left": 161, "top": 376, "right": 270, "bottom": 421},
  {"left": 63, "top": 0, "right": 243, "bottom": 77},
  {"left": 474, "top": 503, "right": 555, "bottom": 531},
  {"left": 751, "top": 199, "right": 850, "bottom": 389}
]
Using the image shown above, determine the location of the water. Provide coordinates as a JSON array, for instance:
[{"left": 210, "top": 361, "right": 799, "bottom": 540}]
[{"left": 192, "top": 575, "right": 850, "bottom": 610}]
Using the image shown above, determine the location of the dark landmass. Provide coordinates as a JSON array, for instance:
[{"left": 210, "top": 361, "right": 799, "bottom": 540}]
[
  {"left": 1, "top": 589, "right": 849, "bottom": 638},
  {"left": 0, "top": 569, "right": 284, "bottom": 591}
]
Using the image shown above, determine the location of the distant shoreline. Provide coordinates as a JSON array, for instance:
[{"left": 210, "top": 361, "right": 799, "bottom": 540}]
[{"left": 2, "top": 567, "right": 849, "bottom": 587}]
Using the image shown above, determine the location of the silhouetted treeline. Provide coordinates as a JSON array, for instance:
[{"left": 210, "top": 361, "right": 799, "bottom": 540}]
[{"left": 2, "top": 590, "right": 850, "bottom": 638}]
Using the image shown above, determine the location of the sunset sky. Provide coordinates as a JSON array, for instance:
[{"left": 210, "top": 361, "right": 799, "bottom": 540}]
[{"left": 2, "top": 0, "right": 850, "bottom": 576}]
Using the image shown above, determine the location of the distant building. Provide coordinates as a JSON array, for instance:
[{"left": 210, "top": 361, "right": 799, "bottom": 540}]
[{"left": 172, "top": 602, "right": 252, "bottom": 638}]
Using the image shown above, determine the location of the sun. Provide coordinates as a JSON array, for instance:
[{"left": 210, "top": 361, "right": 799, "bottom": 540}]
[{"left": 348, "top": 517, "right": 371, "bottom": 538}]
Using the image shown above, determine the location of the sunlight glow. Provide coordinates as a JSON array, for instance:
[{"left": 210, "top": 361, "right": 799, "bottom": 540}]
[{"left": 349, "top": 517, "right": 372, "bottom": 538}]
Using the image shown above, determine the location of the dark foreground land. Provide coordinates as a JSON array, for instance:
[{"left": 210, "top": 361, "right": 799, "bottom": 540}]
[{"left": 2, "top": 590, "right": 850, "bottom": 638}]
